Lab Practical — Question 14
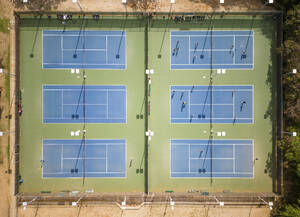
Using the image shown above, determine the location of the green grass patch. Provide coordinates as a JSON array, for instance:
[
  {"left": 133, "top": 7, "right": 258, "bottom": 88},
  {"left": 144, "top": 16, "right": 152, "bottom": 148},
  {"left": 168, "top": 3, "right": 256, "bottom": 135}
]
[{"left": 0, "top": 18, "right": 9, "bottom": 33}]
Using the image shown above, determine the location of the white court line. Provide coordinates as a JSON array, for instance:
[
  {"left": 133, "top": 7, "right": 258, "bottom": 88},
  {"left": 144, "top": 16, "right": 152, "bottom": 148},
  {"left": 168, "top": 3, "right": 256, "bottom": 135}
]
[
  {"left": 172, "top": 35, "right": 253, "bottom": 37},
  {"left": 172, "top": 143, "right": 252, "bottom": 146},
  {"left": 232, "top": 90, "right": 235, "bottom": 119},
  {"left": 45, "top": 89, "right": 125, "bottom": 91},
  {"left": 106, "top": 89, "right": 109, "bottom": 119},
  {"left": 61, "top": 90, "right": 64, "bottom": 118},
  {"left": 43, "top": 63, "right": 125, "bottom": 66},
  {"left": 189, "top": 157, "right": 234, "bottom": 160},
  {"left": 211, "top": 87, "right": 214, "bottom": 120},
  {"left": 188, "top": 36, "right": 191, "bottom": 64},
  {"left": 191, "top": 103, "right": 233, "bottom": 106},
  {"left": 172, "top": 117, "right": 252, "bottom": 120},
  {"left": 44, "top": 143, "right": 125, "bottom": 146},
  {"left": 63, "top": 157, "right": 106, "bottom": 160},
  {"left": 62, "top": 48, "right": 107, "bottom": 51},
  {"left": 233, "top": 144, "right": 235, "bottom": 174},
  {"left": 188, "top": 91, "right": 191, "bottom": 118},
  {"left": 44, "top": 34, "right": 125, "bottom": 37},
  {"left": 61, "top": 35, "right": 63, "bottom": 64},
  {"left": 188, "top": 144, "right": 191, "bottom": 172},
  {"left": 233, "top": 35, "right": 236, "bottom": 65},
  {"left": 45, "top": 117, "right": 125, "bottom": 120},
  {"left": 172, "top": 89, "right": 253, "bottom": 92},
  {"left": 189, "top": 49, "right": 232, "bottom": 52},
  {"left": 61, "top": 144, "right": 63, "bottom": 172},
  {"left": 171, "top": 63, "right": 252, "bottom": 66},
  {"left": 106, "top": 36, "right": 108, "bottom": 64},
  {"left": 44, "top": 171, "right": 124, "bottom": 174},
  {"left": 106, "top": 144, "right": 108, "bottom": 172},
  {"left": 171, "top": 172, "right": 252, "bottom": 174},
  {"left": 63, "top": 103, "right": 107, "bottom": 106}
]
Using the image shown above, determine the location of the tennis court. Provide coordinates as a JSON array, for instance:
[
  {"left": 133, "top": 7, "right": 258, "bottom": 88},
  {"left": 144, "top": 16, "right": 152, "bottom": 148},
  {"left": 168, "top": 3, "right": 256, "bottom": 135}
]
[
  {"left": 170, "top": 30, "right": 254, "bottom": 69},
  {"left": 170, "top": 139, "right": 253, "bottom": 178},
  {"left": 43, "top": 30, "right": 126, "bottom": 69},
  {"left": 42, "top": 139, "right": 126, "bottom": 178},
  {"left": 170, "top": 85, "right": 253, "bottom": 124},
  {"left": 18, "top": 13, "right": 277, "bottom": 193},
  {"left": 43, "top": 85, "right": 126, "bottom": 123}
]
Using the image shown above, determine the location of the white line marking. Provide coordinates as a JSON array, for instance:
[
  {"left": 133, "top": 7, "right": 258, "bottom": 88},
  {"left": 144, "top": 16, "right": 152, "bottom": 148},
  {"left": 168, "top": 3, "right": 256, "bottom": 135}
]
[
  {"left": 171, "top": 172, "right": 252, "bottom": 174},
  {"left": 61, "top": 35, "right": 63, "bottom": 64},
  {"left": 172, "top": 35, "right": 254, "bottom": 37},
  {"left": 188, "top": 91, "right": 191, "bottom": 118},
  {"left": 188, "top": 144, "right": 191, "bottom": 172},
  {"left": 61, "top": 90, "right": 64, "bottom": 118},
  {"left": 61, "top": 144, "right": 63, "bottom": 172},
  {"left": 44, "top": 117, "right": 125, "bottom": 120},
  {"left": 43, "top": 63, "right": 125, "bottom": 66},
  {"left": 232, "top": 90, "right": 235, "bottom": 119},
  {"left": 172, "top": 143, "right": 252, "bottom": 146},
  {"left": 62, "top": 48, "right": 106, "bottom": 51},
  {"left": 191, "top": 103, "right": 233, "bottom": 106},
  {"left": 44, "top": 34, "right": 125, "bottom": 37},
  {"left": 189, "top": 157, "right": 234, "bottom": 160},
  {"left": 106, "top": 144, "right": 108, "bottom": 172},
  {"left": 172, "top": 117, "right": 252, "bottom": 120},
  {"left": 63, "top": 157, "right": 106, "bottom": 160},
  {"left": 172, "top": 89, "right": 253, "bottom": 92},
  {"left": 45, "top": 89, "right": 125, "bottom": 91},
  {"left": 189, "top": 49, "right": 233, "bottom": 52},
  {"left": 44, "top": 143, "right": 125, "bottom": 146},
  {"left": 63, "top": 103, "right": 107, "bottom": 106},
  {"left": 171, "top": 63, "right": 252, "bottom": 66},
  {"left": 106, "top": 36, "right": 108, "bottom": 64},
  {"left": 233, "top": 144, "right": 235, "bottom": 174},
  {"left": 233, "top": 35, "right": 236, "bottom": 65},
  {"left": 188, "top": 36, "right": 191, "bottom": 64},
  {"left": 43, "top": 171, "right": 124, "bottom": 174},
  {"left": 106, "top": 89, "right": 109, "bottom": 119}
]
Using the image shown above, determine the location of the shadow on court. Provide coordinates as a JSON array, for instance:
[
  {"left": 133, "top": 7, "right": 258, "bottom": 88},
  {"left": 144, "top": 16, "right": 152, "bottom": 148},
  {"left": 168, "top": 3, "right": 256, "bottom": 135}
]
[
  {"left": 30, "top": 15, "right": 42, "bottom": 58},
  {"left": 265, "top": 152, "right": 273, "bottom": 178}
]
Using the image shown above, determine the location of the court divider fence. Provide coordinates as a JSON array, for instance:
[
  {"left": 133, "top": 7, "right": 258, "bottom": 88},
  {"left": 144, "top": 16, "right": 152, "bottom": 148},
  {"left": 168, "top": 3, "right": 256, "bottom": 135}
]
[{"left": 13, "top": 10, "right": 283, "bottom": 206}]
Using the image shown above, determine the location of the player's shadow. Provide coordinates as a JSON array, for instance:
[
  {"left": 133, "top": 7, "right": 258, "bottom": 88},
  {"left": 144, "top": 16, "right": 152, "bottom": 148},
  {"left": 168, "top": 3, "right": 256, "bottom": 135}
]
[{"left": 13, "top": 0, "right": 67, "bottom": 10}]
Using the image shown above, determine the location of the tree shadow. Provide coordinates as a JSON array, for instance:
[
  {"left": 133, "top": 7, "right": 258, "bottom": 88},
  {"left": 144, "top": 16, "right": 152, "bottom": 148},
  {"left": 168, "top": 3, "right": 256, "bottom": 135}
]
[
  {"left": 260, "top": 15, "right": 282, "bottom": 194},
  {"left": 13, "top": 0, "right": 67, "bottom": 11},
  {"left": 265, "top": 152, "right": 273, "bottom": 177}
]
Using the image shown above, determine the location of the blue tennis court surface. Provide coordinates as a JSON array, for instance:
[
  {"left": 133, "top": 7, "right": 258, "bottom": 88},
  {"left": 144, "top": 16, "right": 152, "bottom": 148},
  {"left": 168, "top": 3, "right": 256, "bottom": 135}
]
[
  {"left": 43, "top": 30, "right": 126, "bottom": 69},
  {"left": 170, "top": 85, "right": 253, "bottom": 124},
  {"left": 43, "top": 139, "right": 126, "bottom": 178},
  {"left": 171, "top": 30, "right": 254, "bottom": 69},
  {"left": 171, "top": 139, "right": 253, "bottom": 178},
  {"left": 43, "top": 85, "right": 126, "bottom": 123}
]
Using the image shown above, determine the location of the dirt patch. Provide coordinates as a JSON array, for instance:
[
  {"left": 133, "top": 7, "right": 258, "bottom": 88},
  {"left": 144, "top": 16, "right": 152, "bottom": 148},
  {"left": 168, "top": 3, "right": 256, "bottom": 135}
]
[
  {"left": 9, "top": 0, "right": 272, "bottom": 13},
  {"left": 0, "top": 48, "right": 10, "bottom": 217},
  {"left": 17, "top": 205, "right": 271, "bottom": 217},
  {"left": 0, "top": 2, "right": 13, "bottom": 217}
]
